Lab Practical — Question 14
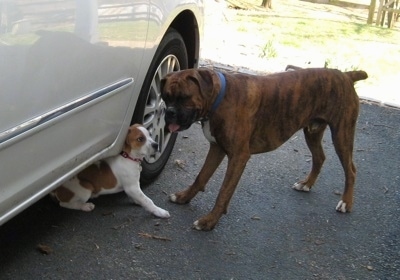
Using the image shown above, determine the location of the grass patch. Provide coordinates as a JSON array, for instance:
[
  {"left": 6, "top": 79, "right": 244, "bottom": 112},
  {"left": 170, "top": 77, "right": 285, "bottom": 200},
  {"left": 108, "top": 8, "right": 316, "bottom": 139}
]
[
  {"left": 230, "top": 0, "right": 400, "bottom": 88},
  {"left": 260, "top": 39, "right": 278, "bottom": 58}
]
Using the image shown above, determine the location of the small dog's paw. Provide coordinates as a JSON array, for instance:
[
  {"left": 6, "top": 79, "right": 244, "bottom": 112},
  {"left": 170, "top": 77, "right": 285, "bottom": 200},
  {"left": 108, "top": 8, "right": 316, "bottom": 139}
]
[
  {"left": 81, "top": 202, "right": 95, "bottom": 212},
  {"left": 336, "top": 200, "right": 347, "bottom": 213},
  {"left": 153, "top": 208, "right": 170, "bottom": 218},
  {"left": 292, "top": 182, "right": 310, "bottom": 192}
]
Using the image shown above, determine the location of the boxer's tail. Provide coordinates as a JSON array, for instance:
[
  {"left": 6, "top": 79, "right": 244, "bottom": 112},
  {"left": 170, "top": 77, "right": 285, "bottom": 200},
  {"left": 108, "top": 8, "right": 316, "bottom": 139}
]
[{"left": 345, "top": 70, "right": 368, "bottom": 82}]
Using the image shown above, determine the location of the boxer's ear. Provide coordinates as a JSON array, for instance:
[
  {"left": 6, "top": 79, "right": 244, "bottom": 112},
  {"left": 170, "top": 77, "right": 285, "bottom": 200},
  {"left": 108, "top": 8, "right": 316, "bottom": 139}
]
[{"left": 190, "top": 69, "right": 217, "bottom": 98}]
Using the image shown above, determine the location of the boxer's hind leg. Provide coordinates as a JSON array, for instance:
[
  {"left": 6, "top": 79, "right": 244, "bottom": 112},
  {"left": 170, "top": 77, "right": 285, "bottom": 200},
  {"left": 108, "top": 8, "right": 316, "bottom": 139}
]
[
  {"left": 293, "top": 122, "right": 327, "bottom": 192},
  {"left": 170, "top": 143, "right": 226, "bottom": 204},
  {"left": 331, "top": 121, "right": 357, "bottom": 213}
]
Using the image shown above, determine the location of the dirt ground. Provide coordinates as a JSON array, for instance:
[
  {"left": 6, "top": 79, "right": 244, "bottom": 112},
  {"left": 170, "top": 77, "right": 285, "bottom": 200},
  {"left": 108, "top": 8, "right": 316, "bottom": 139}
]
[{"left": 200, "top": 0, "right": 400, "bottom": 107}]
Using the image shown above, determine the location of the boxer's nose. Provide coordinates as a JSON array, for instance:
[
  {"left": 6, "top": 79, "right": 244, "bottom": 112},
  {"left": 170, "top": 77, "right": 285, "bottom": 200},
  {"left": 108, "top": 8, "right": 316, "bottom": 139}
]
[{"left": 165, "top": 107, "right": 177, "bottom": 120}]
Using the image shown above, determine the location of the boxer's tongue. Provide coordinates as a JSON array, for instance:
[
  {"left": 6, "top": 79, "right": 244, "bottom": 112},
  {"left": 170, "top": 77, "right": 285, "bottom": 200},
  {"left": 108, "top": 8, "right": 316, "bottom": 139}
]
[{"left": 168, "top": 124, "right": 180, "bottom": 133}]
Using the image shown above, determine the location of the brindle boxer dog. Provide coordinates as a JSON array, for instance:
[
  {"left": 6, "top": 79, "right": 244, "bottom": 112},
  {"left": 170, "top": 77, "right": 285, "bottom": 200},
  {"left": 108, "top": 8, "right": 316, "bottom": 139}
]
[{"left": 160, "top": 67, "right": 368, "bottom": 231}]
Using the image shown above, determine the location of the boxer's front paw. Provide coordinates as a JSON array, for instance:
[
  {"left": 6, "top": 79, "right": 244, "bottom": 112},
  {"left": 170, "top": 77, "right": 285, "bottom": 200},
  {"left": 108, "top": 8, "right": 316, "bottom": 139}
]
[
  {"left": 193, "top": 214, "right": 219, "bottom": 231},
  {"left": 169, "top": 190, "right": 192, "bottom": 204},
  {"left": 336, "top": 200, "right": 352, "bottom": 213},
  {"left": 292, "top": 182, "right": 310, "bottom": 192}
]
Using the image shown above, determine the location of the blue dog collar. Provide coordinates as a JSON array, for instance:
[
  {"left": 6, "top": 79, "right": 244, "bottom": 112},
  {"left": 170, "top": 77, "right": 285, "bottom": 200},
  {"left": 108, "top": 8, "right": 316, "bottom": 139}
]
[{"left": 210, "top": 71, "right": 227, "bottom": 113}]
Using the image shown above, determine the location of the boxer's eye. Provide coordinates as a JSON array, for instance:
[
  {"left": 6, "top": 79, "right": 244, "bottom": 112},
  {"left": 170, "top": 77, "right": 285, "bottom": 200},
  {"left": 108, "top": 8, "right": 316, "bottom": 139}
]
[
  {"left": 137, "top": 137, "right": 144, "bottom": 142},
  {"left": 178, "top": 95, "right": 191, "bottom": 104},
  {"left": 161, "top": 96, "right": 170, "bottom": 103},
  {"left": 162, "top": 97, "right": 176, "bottom": 105}
]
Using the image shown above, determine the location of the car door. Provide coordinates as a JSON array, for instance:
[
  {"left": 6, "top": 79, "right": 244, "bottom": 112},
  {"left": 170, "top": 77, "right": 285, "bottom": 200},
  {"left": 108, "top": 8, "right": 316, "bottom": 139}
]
[{"left": 0, "top": 0, "right": 150, "bottom": 224}]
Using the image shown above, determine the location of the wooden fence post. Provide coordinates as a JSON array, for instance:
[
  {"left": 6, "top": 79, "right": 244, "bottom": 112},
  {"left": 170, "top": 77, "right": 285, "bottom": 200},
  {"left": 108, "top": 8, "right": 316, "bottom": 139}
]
[{"left": 368, "top": 0, "right": 377, "bottom": 24}]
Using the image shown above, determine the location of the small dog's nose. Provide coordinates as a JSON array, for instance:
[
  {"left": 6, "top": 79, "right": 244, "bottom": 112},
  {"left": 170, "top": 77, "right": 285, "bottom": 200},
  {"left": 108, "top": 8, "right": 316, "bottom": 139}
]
[{"left": 152, "top": 142, "right": 159, "bottom": 152}]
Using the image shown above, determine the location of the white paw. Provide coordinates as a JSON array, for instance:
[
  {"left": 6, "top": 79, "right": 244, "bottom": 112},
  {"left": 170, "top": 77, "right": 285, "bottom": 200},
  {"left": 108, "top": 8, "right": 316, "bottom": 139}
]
[
  {"left": 81, "top": 202, "right": 95, "bottom": 212},
  {"left": 169, "top": 194, "right": 177, "bottom": 202},
  {"left": 152, "top": 207, "right": 170, "bottom": 218},
  {"left": 336, "top": 200, "right": 347, "bottom": 213},
  {"left": 292, "top": 182, "right": 310, "bottom": 192},
  {"left": 193, "top": 220, "right": 202, "bottom": 231}
]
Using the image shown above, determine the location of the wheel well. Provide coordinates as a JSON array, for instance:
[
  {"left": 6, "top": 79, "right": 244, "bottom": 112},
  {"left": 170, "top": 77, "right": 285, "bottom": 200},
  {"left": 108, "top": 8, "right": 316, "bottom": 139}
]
[{"left": 169, "top": 10, "right": 200, "bottom": 68}]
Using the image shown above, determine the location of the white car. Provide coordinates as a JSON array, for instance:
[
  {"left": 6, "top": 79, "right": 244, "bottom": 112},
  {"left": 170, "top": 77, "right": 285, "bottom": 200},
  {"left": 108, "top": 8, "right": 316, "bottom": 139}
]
[{"left": 0, "top": 0, "right": 203, "bottom": 225}]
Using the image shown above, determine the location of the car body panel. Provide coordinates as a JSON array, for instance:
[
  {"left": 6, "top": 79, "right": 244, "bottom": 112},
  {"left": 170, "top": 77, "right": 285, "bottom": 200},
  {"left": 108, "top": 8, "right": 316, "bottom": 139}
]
[{"left": 0, "top": 0, "right": 202, "bottom": 225}]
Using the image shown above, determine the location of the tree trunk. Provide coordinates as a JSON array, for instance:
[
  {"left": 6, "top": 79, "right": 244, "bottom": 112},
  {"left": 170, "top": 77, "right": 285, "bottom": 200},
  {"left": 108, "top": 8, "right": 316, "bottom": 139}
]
[{"left": 262, "top": 0, "right": 272, "bottom": 9}]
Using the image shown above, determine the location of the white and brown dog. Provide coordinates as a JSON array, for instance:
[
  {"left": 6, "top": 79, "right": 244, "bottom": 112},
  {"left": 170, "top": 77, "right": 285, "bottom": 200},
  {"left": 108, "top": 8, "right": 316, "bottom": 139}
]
[{"left": 53, "top": 124, "right": 170, "bottom": 218}]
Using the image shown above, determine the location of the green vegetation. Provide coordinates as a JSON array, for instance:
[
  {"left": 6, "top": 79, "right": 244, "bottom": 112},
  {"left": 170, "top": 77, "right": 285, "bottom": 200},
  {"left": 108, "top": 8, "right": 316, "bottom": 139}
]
[
  {"left": 260, "top": 39, "right": 278, "bottom": 58},
  {"left": 231, "top": 0, "right": 400, "bottom": 87}
]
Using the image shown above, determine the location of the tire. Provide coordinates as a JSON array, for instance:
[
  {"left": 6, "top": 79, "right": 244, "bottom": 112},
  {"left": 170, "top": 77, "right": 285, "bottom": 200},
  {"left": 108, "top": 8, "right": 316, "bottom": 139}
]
[{"left": 132, "top": 28, "right": 188, "bottom": 184}]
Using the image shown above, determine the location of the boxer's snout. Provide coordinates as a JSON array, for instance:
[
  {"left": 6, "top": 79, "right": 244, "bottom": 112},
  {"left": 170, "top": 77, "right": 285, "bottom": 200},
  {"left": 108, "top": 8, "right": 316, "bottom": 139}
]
[{"left": 166, "top": 107, "right": 178, "bottom": 121}]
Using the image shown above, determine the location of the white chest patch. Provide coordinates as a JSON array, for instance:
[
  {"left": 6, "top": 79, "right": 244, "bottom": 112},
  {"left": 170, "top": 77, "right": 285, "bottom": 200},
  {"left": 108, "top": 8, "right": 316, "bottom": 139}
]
[{"left": 202, "top": 120, "right": 216, "bottom": 143}]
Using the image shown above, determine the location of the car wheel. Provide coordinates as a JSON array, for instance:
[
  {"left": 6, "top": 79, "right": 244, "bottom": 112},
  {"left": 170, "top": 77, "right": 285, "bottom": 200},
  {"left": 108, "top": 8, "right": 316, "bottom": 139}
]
[{"left": 132, "top": 28, "right": 188, "bottom": 184}]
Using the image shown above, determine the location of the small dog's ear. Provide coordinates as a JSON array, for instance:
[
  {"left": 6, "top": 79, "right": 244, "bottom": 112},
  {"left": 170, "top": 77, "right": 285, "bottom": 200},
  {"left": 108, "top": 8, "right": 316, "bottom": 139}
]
[{"left": 125, "top": 127, "right": 133, "bottom": 146}]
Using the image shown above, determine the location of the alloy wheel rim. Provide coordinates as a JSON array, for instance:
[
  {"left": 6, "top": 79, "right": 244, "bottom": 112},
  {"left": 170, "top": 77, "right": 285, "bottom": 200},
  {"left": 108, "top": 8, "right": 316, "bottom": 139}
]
[{"left": 142, "top": 55, "right": 180, "bottom": 163}]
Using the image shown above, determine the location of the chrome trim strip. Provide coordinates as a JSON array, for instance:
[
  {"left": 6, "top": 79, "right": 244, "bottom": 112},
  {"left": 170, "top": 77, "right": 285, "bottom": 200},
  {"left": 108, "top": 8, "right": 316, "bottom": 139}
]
[{"left": 0, "top": 78, "right": 134, "bottom": 145}]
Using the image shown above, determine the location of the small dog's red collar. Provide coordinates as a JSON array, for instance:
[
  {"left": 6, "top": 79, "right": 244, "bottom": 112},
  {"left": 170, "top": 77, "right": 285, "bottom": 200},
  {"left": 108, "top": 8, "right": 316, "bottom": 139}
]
[{"left": 120, "top": 151, "right": 142, "bottom": 163}]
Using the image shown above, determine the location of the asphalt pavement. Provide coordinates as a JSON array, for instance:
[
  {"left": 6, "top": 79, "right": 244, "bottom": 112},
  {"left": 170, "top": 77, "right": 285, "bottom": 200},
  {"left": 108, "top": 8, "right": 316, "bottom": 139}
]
[{"left": 0, "top": 102, "right": 399, "bottom": 279}]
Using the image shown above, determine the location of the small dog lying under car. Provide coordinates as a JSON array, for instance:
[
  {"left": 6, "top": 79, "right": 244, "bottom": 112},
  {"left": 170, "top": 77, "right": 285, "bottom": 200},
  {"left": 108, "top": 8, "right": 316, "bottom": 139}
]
[{"left": 52, "top": 124, "right": 170, "bottom": 218}]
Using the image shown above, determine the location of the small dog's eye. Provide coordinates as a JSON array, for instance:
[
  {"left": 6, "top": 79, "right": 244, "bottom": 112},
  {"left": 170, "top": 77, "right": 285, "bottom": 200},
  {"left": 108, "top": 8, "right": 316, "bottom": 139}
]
[{"left": 137, "top": 137, "right": 144, "bottom": 142}]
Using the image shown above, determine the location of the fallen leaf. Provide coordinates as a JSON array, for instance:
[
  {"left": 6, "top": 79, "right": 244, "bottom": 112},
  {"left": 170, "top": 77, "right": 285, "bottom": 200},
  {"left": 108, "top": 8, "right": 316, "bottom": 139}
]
[
  {"left": 314, "top": 240, "right": 325, "bottom": 245},
  {"left": 383, "top": 186, "right": 389, "bottom": 193},
  {"left": 134, "top": 243, "right": 144, "bottom": 250},
  {"left": 112, "top": 221, "right": 130, "bottom": 230},
  {"left": 138, "top": 232, "right": 171, "bottom": 241},
  {"left": 175, "top": 159, "right": 186, "bottom": 169},
  {"left": 102, "top": 211, "right": 113, "bottom": 216},
  {"left": 37, "top": 244, "right": 53, "bottom": 255}
]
